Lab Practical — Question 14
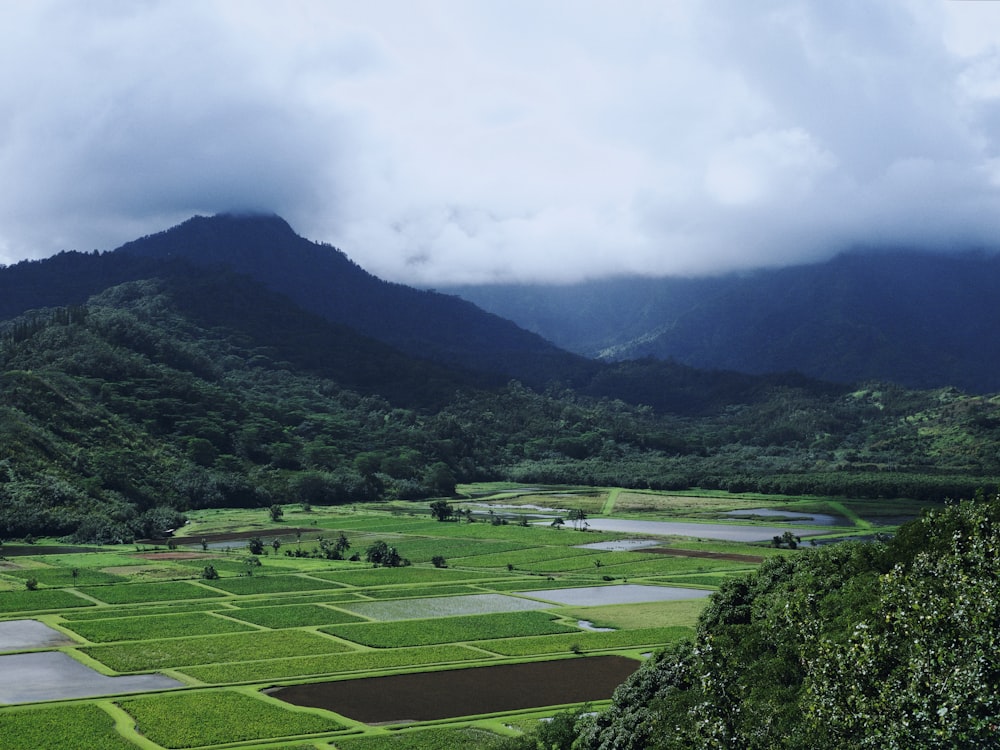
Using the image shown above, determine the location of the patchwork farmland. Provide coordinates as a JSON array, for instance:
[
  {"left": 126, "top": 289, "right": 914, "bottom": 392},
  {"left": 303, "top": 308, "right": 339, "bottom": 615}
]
[{"left": 0, "top": 487, "right": 860, "bottom": 749}]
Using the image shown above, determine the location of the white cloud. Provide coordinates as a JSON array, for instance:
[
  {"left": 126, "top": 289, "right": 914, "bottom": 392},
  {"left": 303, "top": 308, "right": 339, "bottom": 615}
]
[{"left": 2, "top": 0, "right": 1000, "bottom": 283}]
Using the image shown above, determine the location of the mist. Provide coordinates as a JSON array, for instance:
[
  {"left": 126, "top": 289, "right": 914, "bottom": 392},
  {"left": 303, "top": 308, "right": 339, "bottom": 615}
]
[{"left": 2, "top": 1, "right": 1000, "bottom": 284}]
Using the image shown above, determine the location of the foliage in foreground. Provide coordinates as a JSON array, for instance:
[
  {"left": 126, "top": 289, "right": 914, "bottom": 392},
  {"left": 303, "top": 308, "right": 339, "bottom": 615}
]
[{"left": 523, "top": 494, "right": 1000, "bottom": 749}]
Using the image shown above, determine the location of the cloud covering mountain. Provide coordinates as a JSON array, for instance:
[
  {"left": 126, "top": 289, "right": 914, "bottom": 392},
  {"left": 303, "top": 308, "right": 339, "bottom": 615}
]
[{"left": 3, "top": 1, "right": 1000, "bottom": 284}]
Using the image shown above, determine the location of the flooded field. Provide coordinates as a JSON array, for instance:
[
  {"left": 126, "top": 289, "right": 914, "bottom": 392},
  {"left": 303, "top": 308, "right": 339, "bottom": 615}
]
[
  {"left": 562, "top": 518, "right": 831, "bottom": 542},
  {"left": 0, "top": 651, "right": 182, "bottom": 704},
  {"left": 520, "top": 584, "right": 712, "bottom": 607},
  {"left": 270, "top": 655, "right": 640, "bottom": 723},
  {"left": 724, "top": 508, "right": 844, "bottom": 525},
  {"left": 340, "top": 593, "right": 550, "bottom": 621},
  {"left": 0, "top": 620, "right": 75, "bottom": 651}
]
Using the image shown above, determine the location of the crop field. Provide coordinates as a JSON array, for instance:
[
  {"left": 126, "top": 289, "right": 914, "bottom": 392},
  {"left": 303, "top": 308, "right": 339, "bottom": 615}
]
[{"left": 0, "top": 489, "right": 864, "bottom": 748}]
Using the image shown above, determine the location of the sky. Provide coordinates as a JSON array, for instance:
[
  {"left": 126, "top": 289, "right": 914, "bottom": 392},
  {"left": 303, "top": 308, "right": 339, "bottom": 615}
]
[{"left": 3, "top": 1, "right": 1000, "bottom": 285}]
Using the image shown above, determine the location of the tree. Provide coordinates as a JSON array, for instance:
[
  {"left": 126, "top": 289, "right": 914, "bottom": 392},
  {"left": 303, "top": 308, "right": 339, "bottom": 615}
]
[
  {"left": 271, "top": 538, "right": 281, "bottom": 554},
  {"left": 365, "top": 540, "right": 406, "bottom": 567},
  {"left": 333, "top": 531, "right": 350, "bottom": 557},
  {"left": 201, "top": 564, "right": 219, "bottom": 580},
  {"left": 429, "top": 499, "right": 454, "bottom": 522},
  {"left": 268, "top": 504, "right": 284, "bottom": 522},
  {"left": 247, "top": 536, "right": 265, "bottom": 555},
  {"left": 431, "top": 555, "right": 447, "bottom": 568},
  {"left": 568, "top": 507, "right": 588, "bottom": 531},
  {"left": 805, "top": 499, "right": 1000, "bottom": 747}
]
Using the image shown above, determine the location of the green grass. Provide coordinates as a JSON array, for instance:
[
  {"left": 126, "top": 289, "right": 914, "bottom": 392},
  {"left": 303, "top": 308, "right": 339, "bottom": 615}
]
[
  {"left": 457, "top": 546, "right": 598, "bottom": 569},
  {"left": 117, "top": 690, "right": 343, "bottom": 748},
  {"left": 0, "top": 587, "right": 94, "bottom": 612},
  {"left": 223, "top": 603, "right": 366, "bottom": 629},
  {"left": 356, "top": 584, "right": 482, "bottom": 599},
  {"left": 476, "top": 626, "right": 694, "bottom": 656},
  {"left": 0, "top": 703, "right": 138, "bottom": 750},
  {"left": 79, "top": 580, "right": 225, "bottom": 605},
  {"left": 332, "top": 727, "right": 511, "bottom": 749},
  {"left": 313, "top": 567, "right": 502, "bottom": 587},
  {"left": 60, "top": 600, "right": 232, "bottom": 620},
  {"left": 323, "top": 611, "right": 578, "bottom": 648},
  {"left": 561, "top": 599, "right": 708, "bottom": 629},
  {"left": 1, "top": 567, "right": 127, "bottom": 587},
  {"left": 200, "top": 574, "right": 346, "bottom": 595},
  {"left": 82, "top": 628, "right": 354, "bottom": 672},
  {"left": 62, "top": 612, "right": 259, "bottom": 642},
  {"left": 180, "top": 644, "right": 488, "bottom": 684}
]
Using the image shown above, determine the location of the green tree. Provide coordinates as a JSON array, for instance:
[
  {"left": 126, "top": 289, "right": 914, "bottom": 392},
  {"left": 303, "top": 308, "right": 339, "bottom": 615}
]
[
  {"left": 247, "top": 537, "right": 265, "bottom": 555},
  {"left": 429, "top": 499, "right": 454, "bottom": 522},
  {"left": 268, "top": 504, "right": 284, "bottom": 522},
  {"left": 804, "top": 499, "right": 1000, "bottom": 748}
]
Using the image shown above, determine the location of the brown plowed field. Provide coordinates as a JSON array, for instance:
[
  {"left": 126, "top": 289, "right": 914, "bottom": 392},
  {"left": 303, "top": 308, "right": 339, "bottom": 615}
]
[
  {"left": 269, "top": 655, "right": 640, "bottom": 723},
  {"left": 645, "top": 547, "right": 765, "bottom": 564}
]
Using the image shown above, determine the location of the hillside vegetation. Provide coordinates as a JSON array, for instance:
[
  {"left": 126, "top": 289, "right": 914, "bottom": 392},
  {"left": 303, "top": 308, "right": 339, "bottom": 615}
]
[
  {"left": 447, "top": 250, "right": 1000, "bottom": 392},
  {"left": 500, "top": 493, "right": 1000, "bottom": 749},
  {"left": 2, "top": 267, "right": 1000, "bottom": 542}
]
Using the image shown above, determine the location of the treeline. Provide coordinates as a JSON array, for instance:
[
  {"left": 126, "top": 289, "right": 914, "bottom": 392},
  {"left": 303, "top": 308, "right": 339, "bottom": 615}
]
[
  {"left": 3, "top": 276, "right": 1000, "bottom": 542},
  {"left": 502, "top": 493, "right": 1000, "bottom": 749}
]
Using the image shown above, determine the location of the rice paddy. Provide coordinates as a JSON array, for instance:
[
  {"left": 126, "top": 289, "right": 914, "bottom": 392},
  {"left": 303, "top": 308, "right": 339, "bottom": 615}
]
[{"left": 0, "top": 489, "right": 859, "bottom": 747}]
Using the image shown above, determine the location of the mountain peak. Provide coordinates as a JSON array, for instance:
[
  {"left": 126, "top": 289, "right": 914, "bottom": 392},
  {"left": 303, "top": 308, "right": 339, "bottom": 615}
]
[{"left": 115, "top": 212, "right": 306, "bottom": 261}]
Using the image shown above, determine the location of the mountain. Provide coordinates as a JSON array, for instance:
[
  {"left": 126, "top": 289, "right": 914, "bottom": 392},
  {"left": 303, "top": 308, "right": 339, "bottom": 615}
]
[
  {"left": 4, "top": 214, "right": 1000, "bottom": 544},
  {"left": 444, "top": 250, "right": 1000, "bottom": 393},
  {"left": 113, "top": 214, "right": 595, "bottom": 387},
  {"left": 0, "top": 213, "right": 593, "bottom": 389}
]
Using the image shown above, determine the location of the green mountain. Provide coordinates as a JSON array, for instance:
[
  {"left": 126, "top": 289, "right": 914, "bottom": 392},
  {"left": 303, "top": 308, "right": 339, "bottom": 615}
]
[
  {"left": 3, "top": 217, "right": 1000, "bottom": 543},
  {"left": 446, "top": 250, "right": 1000, "bottom": 393}
]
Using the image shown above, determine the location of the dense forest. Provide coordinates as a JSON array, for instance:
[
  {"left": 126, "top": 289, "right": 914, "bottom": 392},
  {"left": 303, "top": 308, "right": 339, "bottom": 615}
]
[
  {"left": 2, "top": 266, "right": 999, "bottom": 543},
  {"left": 500, "top": 493, "right": 1000, "bottom": 749}
]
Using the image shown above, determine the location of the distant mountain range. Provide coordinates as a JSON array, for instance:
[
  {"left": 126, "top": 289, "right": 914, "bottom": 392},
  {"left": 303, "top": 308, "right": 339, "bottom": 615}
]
[{"left": 445, "top": 250, "right": 1000, "bottom": 393}]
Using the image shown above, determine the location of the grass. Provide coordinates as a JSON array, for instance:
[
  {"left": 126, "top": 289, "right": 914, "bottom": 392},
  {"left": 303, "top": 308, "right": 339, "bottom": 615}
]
[
  {"left": 200, "top": 574, "right": 346, "bottom": 595},
  {"left": 82, "top": 628, "right": 354, "bottom": 672},
  {"left": 180, "top": 644, "right": 488, "bottom": 684},
  {"left": 477, "top": 626, "right": 694, "bottom": 656},
  {"left": 332, "top": 727, "right": 511, "bottom": 749},
  {"left": 62, "top": 612, "right": 259, "bottom": 642},
  {"left": 0, "top": 703, "right": 138, "bottom": 750},
  {"left": 0, "top": 494, "right": 815, "bottom": 747},
  {"left": 223, "top": 603, "right": 366, "bottom": 629},
  {"left": 313, "top": 567, "right": 503, "bottom": 587},
  {"left": 323, "top": 611, "right": 578, "bottom": 648},
  {"left": 117, "top": 690, "right": 343, "bottom": 748},
  {"left": 0, "top": 587, "right": 94, "bottom": 613},
  {"left": 78, "top": 580, "right": 226, "bottom": 605},
  {"left": 561, "top": 599, "right": 709, "bottom": 630}
]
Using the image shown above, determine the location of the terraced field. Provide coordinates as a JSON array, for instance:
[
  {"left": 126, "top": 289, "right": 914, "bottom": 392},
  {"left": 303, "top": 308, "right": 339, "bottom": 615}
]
[{"left": 0, "top": 493, "right": 844, "bottom": 749}]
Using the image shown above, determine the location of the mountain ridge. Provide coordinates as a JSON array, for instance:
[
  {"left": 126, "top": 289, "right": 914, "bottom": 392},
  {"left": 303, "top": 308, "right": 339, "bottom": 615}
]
[{"left": 444, "top": 249, "right": 1000, "bottom": 392}]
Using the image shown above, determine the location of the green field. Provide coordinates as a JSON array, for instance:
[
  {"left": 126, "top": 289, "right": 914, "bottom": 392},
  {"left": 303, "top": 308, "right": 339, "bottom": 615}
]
[{"left": 0, "top": 493, "right": 863, "bottom": 748}]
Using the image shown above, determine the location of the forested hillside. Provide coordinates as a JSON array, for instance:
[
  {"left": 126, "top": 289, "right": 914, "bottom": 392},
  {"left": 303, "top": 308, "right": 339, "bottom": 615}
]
[
  {"left": 447, "top": 250, "right": 1000, "bottom": 392},
  {"left": 502, "top": 493, "right": 1000, "bottom": 749},
  {"left": 2, "top": 266, "right": 1000, "bottom": 542}
]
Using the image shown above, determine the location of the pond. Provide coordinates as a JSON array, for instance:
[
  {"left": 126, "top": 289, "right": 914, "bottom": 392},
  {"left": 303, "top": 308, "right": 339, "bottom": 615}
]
[
  {"left": 553, "top": 518, "right": 830, "bottom": 542},
  {"left": 724, "top": 508, "right": 845, "bottom": 525},
  {"left": 519, "top": 584, "right": 712, "bottom": 607},
  {"left": 575, "top": 539, "right": 663, "bottom": 551},
  {"left": 339, "top": 593, "right": 550, "bottom": 621},
  {"left": 0, "top": 620, "right": 184, "bottom": 704}
]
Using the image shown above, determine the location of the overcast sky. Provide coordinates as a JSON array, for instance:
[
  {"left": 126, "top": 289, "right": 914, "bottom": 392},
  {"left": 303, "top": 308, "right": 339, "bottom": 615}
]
[{"left": 3, "top": 1, "right": 1000, "bottom": 284}]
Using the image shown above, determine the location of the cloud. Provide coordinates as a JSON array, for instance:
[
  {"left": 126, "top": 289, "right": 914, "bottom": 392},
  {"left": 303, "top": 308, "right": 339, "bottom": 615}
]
[{"left": 2, "top": 1, "right": 1000, "bottom": 283}]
